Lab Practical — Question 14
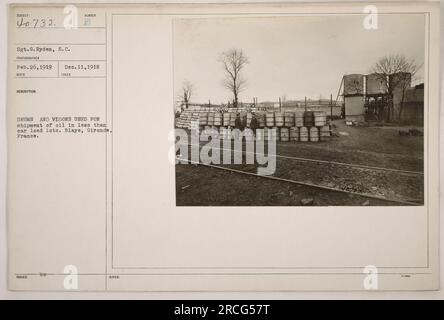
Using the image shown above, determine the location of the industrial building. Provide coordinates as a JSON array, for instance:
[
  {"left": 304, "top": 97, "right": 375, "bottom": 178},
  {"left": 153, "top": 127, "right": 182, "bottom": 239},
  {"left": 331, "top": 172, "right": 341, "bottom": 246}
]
[{"left": 342, "top": 73, "right": 424, "bottom": 125}]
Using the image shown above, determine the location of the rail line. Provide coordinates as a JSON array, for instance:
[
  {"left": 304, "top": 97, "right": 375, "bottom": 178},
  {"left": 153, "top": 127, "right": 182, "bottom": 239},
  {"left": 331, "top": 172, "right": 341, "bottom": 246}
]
[
  {"left": 177, "top": 157, "right": 422, "bottom": 206},
  {"left": 178, "top": 142, "right": 424, "bottom": 176}
]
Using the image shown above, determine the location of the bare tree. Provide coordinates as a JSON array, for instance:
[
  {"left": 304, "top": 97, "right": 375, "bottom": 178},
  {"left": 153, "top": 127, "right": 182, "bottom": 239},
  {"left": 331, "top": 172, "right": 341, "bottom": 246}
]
[
  {"left": 371, "top": 54, "right": 420, "bottom": 121},
  {"left": 179, "top": 80, "right": 194, "bottom": 111},
  {"left": 219, "top": 49, "right": 249, "bottom": 108}
]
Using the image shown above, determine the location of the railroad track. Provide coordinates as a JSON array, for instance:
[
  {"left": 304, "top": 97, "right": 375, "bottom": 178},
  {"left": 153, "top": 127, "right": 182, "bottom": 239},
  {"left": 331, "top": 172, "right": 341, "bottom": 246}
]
[
  {"left": 176, "top": 141, "right": 424, "bottom": 205},
  {"left": 178, "top": 142, "right": 423, "bottom": 176},
  {"left": 177, "top": 157, "right": 421, "bottom": 206}
]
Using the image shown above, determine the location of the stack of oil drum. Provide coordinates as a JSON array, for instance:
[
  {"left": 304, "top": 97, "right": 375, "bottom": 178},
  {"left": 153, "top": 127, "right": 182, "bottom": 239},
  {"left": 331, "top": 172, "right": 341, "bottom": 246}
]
[
  {"left": 297, "top": 111, "right": 331, "bottom": 142},
  {"left": 249, "top": 110, "right": 330, "bottom": 142},
  {"left": 175, "top": 109, "right": 331, "bottom": 142}
]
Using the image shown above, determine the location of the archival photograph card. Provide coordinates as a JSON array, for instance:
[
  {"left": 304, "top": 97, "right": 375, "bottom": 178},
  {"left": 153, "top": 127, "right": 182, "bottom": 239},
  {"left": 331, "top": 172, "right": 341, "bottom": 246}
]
[{"left": 7, "top": 2, "right": 440, "bottom": 292}]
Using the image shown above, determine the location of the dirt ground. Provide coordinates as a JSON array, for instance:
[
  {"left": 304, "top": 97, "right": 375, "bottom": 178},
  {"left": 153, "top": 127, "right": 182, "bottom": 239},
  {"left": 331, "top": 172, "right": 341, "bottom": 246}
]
[{"left": 175, "top": 120, "right": 424, "bottom": 206}]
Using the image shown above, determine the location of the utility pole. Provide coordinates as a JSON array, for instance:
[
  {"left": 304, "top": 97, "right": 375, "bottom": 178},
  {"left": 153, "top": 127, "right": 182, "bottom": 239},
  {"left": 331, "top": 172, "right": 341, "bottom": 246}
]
[
  {"left": 330, "top": 94, "right": 333, "bottom": 120},
  {"left": 305, "top": 96, "right": 307, "bottom": 112},
  {"left": 279, "top": 97, "right": 282, "bottom": 112}
]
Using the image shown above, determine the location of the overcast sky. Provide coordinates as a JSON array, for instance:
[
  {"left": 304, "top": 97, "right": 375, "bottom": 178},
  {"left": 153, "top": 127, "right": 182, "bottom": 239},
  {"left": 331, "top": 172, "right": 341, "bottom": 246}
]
[{"left": 173, "top": 14, "right": 425, "bottom": 103}]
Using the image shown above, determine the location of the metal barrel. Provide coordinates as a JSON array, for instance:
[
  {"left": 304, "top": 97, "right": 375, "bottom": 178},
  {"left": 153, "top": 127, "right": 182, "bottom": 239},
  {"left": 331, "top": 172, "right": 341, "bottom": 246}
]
[
  {"left": 295, "top": 112, "right": 304, "bottom": 127},
  {"left": 214, "top": 112, "right": 222, "bottom": 126},
  {"left": 207, "top": 112, "right": 215, "bottom": 126},
  {"left": 266, "top": 112, "right": 275, "bottom": 127},
  {"left": 284, "top": 112, "right": 295, "bottom": 127},
  {"left": 223, "top": 112, "right": 230, "bottom": 126},
  {"left": 199, "top": 112, "right": 208, "bottom": 126},
  {"left": 257, "top": 112, "right": 266, "bottom": 128},
  {"left": 309, "top": 126, "right": 319, "bottom": 142},
  {"left": 319, "top": 125, "right": 331, "bottom": 141},
  {"left": 275, "top": 112, "right": 284, "bottom": 127},
  {"left": 290, "top": 126, "right": 299, "bottom": 141},
  {"left": 303, "top": 111, "right": 314, "bottom": 127},
  {"left": 280, "top": 127, "right": 289, "bottom": 141},
  {"left": 229, "top": 112, "right": 236, "bottom": 127},
  {"left": 299, "top": 126, "right": 309, "bottom": 142},
  {"left": 313, "top": 111, "right": 327, "bottom": 127},
  {"left": 220, "top": 127, "right": 231, "bottom": 140}
]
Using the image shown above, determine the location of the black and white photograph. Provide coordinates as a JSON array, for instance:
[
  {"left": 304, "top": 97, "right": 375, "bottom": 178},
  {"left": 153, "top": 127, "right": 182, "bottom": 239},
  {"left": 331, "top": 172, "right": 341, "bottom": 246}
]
[
  {"left": 174, "top": 14, "right": 426, "bottom": 206},
  {"left": 4, "top": 1, "right": 441, "bottom": 296}
]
